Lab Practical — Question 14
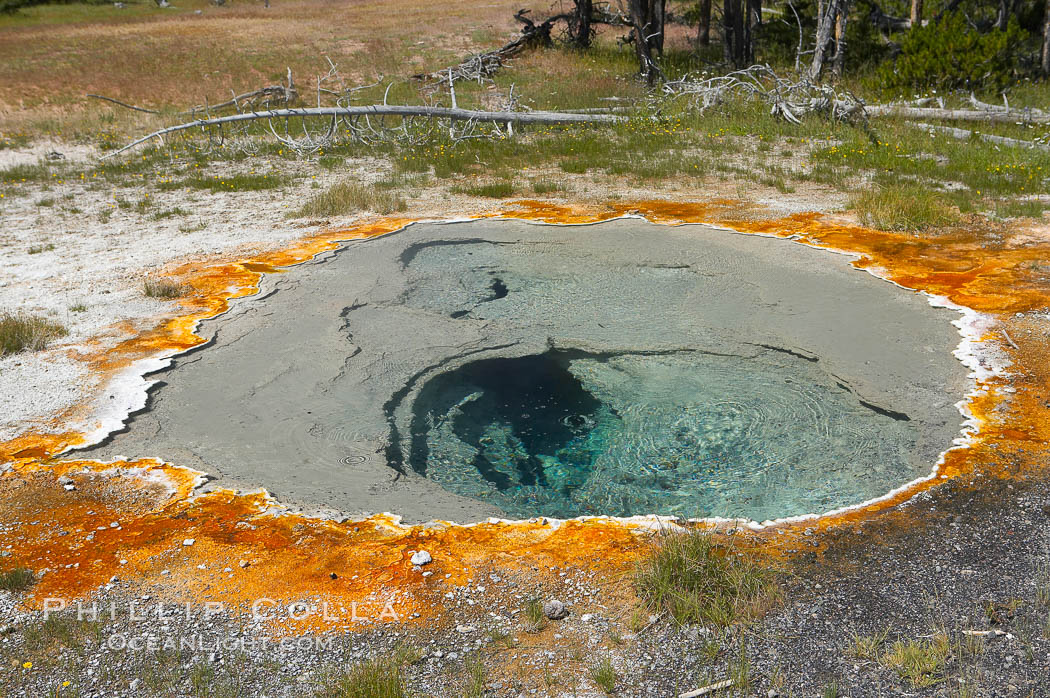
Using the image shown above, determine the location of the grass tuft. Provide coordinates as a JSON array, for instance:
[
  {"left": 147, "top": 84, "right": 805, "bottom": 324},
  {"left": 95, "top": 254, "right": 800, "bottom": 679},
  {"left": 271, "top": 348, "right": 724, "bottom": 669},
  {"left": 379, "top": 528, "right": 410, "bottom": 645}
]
[
  {"left": 456, "top": 181, "right": 517, "bottom": 198},
  {"left": 589, "top": 657, "right": 616, "bottom": 694},
  {"left": 850, "top": 184, "right": 960, "bottom": 232},
  {"left": 524, "top": 597, "right": 547, "bottom": 632},
  {"left": 633, "top": 530, "right": 778, "bottom": 627},
  {"left": 0, "top": 566, "right": 35, "bottom": 592},
  {"left": 463, "top": 653, "right": 486, "bottom": 698},
  {"left": 296, "top": 180, "right": 407, "bottom": 218},
  {"left": 0, "top": 312, "right": 67, "bottom": 355},
  {"left": 879, "top": 632, "right": 951, "bottom": 687},
  {"left": 849, "top": 628, "right": 889, "bottom": 660},
  {"left": 317, "top": 649, "right": 416, "bottom": 698},
  {"left": 143, "top": 278, "right": 189, "bottom": 299}
]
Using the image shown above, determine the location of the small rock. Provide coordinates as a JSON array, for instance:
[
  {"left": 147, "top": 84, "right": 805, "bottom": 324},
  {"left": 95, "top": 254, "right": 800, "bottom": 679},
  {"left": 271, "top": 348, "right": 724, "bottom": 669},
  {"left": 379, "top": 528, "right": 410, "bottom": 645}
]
[
  {"left": 183, "top": 538, "right": 196, "bottom": 546},
  {"left": 543, "top": 599, "right": 568, "bottom": 620},
  {"left": 239, "top": 559, "right": 249, "bottom": 568},
  {"left": 410, "top": 550, "right": 432, "bottom": 566},
  {"left": 130, "top": 678, "right": 141, "bottom": 690},
  {"left": 456, "top": 625, "right": 476, "bottom": 633},
  {"left": 63, "top": 484, "right": 76, "bottom": 491},
  {"left": 581, "top": 613, "right": 594, "bottom": 622}
]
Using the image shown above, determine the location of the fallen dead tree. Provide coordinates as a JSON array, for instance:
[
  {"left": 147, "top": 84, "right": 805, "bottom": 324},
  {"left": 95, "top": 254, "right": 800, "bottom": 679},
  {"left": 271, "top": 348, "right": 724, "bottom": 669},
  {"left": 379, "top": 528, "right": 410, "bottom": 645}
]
[
  {"left": 413, "top": 9, "right": 568, "bottom": 84},
  {"left": 908, "top": 121, "right": 1050, "bottom": 150},
  {"left": 664, "top": 65, "right": 867, "bottom": 123},
  {"left": 664, "top": 65, "right": 1050, "bottom": 128},
  {"left": 864, "top": 104, "right": 1050, "bottom": 124},
  {"left": 101, "top": 105, "right": 625, "bottom": 159}
]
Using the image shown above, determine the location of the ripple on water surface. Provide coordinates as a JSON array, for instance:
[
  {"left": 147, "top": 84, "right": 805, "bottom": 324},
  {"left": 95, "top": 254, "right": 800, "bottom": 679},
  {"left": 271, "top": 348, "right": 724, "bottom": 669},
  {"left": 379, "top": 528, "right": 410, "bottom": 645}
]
[{"left": 408, "top": 350, "right": 919, "bottom": 521}]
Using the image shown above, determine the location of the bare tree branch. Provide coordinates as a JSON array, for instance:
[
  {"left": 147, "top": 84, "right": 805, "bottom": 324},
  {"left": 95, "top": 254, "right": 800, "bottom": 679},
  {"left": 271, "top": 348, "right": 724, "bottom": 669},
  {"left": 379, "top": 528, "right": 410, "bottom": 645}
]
[
  {"left": 86, "top": 94, "right": 160, "bottom": 114},
  {"left": 102, "top": 106, "right": 626, "bottom": 159}
]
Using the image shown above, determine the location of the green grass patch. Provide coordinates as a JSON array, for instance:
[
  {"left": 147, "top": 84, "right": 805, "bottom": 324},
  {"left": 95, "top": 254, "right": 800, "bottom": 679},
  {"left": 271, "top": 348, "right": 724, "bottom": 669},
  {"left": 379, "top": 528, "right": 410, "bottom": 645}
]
[
  {"left": 181, "top": 172, "right": 287, "bottom": 193},
  {"left": 23, "top": 612, "right": 101, "bottom": 653},
  {"left": 455, "top": 180, "right": 517, "bottom": 198},
  {"left": 143, "top": 278, "right": 189, "bottom": 299},
  {"left": 316, "top": 648, "right": 418, "bottom": 698},
  {"left": 633, "top": 530, "right": 779, "bottom": 627},
  {"left": 0, "top": 566, "right": 35, "bottom": 592},
  {"left": 849, "top": 184, "right": 961, "bottom": 232},
  {"left": 0, "top": 162, "right": 51, "bottom": 184},
  {"left": 589, "top": 657, "right": 617, "bottom": 694},
  {"left": 295, "top": 180, "right": 406, "bottom": 217},
  {"left": 523, "top": 597, "right": 547, "bottom": 632},
  {"left": 463, "top": 653, "right": 486, "bottom": 698},
  {"left": 531, "top": 178, "right": 566, "bottom": 194},
  {"left": 994, "top": 198, "right": 1049, "bottom": 220},
  {"left": 0, "top": 312, "right": 67, "bottom": 355},
  {"left": 149, "top": 207, "right": 189, "bottom": 221},
  {"left": 879, "top": 632, "right": 952, "bottom": 687},
  {"left": 28, "top": 242, "right": 54, "bottom": 254}
]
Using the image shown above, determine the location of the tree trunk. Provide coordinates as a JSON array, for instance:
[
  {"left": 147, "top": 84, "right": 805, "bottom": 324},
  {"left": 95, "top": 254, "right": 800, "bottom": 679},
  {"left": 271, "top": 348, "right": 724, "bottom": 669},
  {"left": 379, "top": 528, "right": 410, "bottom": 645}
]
[
  {"left": 996, "top": 0, "right": 1009, "bottom": 30},
  {"left": 1043, "top": 0, "right": 1050, "bottom": 74},
  {"left": 909, "top": 0, "right": 922, "bottom": 26},
  {"left": 749, "top": 0, "right": 762, "bottom": 27},
  {"left": 831, "top": 0, "right": 851, "bottom": 78},
  {"left": 628, "top": 0, "right": 666, "bottom": 84},
  {"left": 571, "top": 0, "right": 593, "bottom": 48},
  {"left": 809, "top": 0, "right": 849, "bottom": 80},
  {"left": 698, "top": 0, "right": 712, "bottom": 45},
  {"left": 723, "top": 0, "right": 751, "bottom": 67}
]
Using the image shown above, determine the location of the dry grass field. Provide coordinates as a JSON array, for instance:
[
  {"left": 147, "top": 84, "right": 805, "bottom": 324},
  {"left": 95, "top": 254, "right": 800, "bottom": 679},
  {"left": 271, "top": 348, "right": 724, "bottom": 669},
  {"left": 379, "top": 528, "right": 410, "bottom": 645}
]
[{"left": 0, "top": 0, "right": 551, "bottom": 135}]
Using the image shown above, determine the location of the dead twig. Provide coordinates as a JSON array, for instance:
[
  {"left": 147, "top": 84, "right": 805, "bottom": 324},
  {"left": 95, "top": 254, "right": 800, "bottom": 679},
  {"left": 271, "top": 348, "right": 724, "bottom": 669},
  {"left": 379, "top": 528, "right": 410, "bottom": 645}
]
[
  {"left": 679, "top": 680, "right": 734, "bottom": 698},
  {"left": 86, "top": 94, "right": 159, "bottom": 114}
]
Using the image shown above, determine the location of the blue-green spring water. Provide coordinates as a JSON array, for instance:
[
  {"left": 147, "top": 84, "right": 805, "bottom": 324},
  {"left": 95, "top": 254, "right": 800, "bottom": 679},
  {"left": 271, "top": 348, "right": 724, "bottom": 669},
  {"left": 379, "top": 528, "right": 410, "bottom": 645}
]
[{"left": 407, "top": 349, "right": 919, "bottom": 521}]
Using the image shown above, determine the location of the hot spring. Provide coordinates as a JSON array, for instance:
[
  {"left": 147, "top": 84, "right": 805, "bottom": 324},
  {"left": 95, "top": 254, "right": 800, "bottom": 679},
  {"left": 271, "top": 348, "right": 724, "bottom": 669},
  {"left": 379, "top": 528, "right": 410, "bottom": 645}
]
[{"left": 84, "top": 218, "right": 970, "bottom": 523}]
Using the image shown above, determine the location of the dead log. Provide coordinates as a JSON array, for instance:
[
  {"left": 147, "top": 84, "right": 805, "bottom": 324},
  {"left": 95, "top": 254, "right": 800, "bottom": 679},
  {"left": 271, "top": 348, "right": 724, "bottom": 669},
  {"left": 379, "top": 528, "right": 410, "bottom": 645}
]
[
  {"left": 908, "top": 121, "right": 1050, "bottom": 150},
  {"left": 866, "top": 0, "right": 911, "bottom": 32},
  {"left": 101, "top": 105, "right": 626, "bottom": 159},
  {"left": 865, "top": 104, "right": 1050, "bottom": 123}
]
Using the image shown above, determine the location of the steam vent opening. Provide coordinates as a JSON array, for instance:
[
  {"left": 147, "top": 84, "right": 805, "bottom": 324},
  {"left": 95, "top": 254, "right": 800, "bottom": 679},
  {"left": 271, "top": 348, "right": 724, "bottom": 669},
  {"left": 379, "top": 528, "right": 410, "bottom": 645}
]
[{"left": 84, "top": 218, "right": 970, "bottom": 523}]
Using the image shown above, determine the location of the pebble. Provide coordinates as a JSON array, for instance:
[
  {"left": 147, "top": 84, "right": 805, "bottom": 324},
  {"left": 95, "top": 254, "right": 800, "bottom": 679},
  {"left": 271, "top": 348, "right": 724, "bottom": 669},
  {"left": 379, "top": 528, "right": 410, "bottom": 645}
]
[
  {"left": 410, "top": 550, "right": 432, "bottom": 566},
  {"left": 183, "top": 538, "right": 196, "bottom": 546}
]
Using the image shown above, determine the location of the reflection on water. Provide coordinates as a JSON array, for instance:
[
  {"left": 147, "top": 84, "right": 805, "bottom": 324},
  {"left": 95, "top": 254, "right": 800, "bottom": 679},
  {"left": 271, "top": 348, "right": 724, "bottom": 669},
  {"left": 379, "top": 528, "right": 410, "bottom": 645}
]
[{"left": 408, "top": 350, "right": 918, "bottom": 521}]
